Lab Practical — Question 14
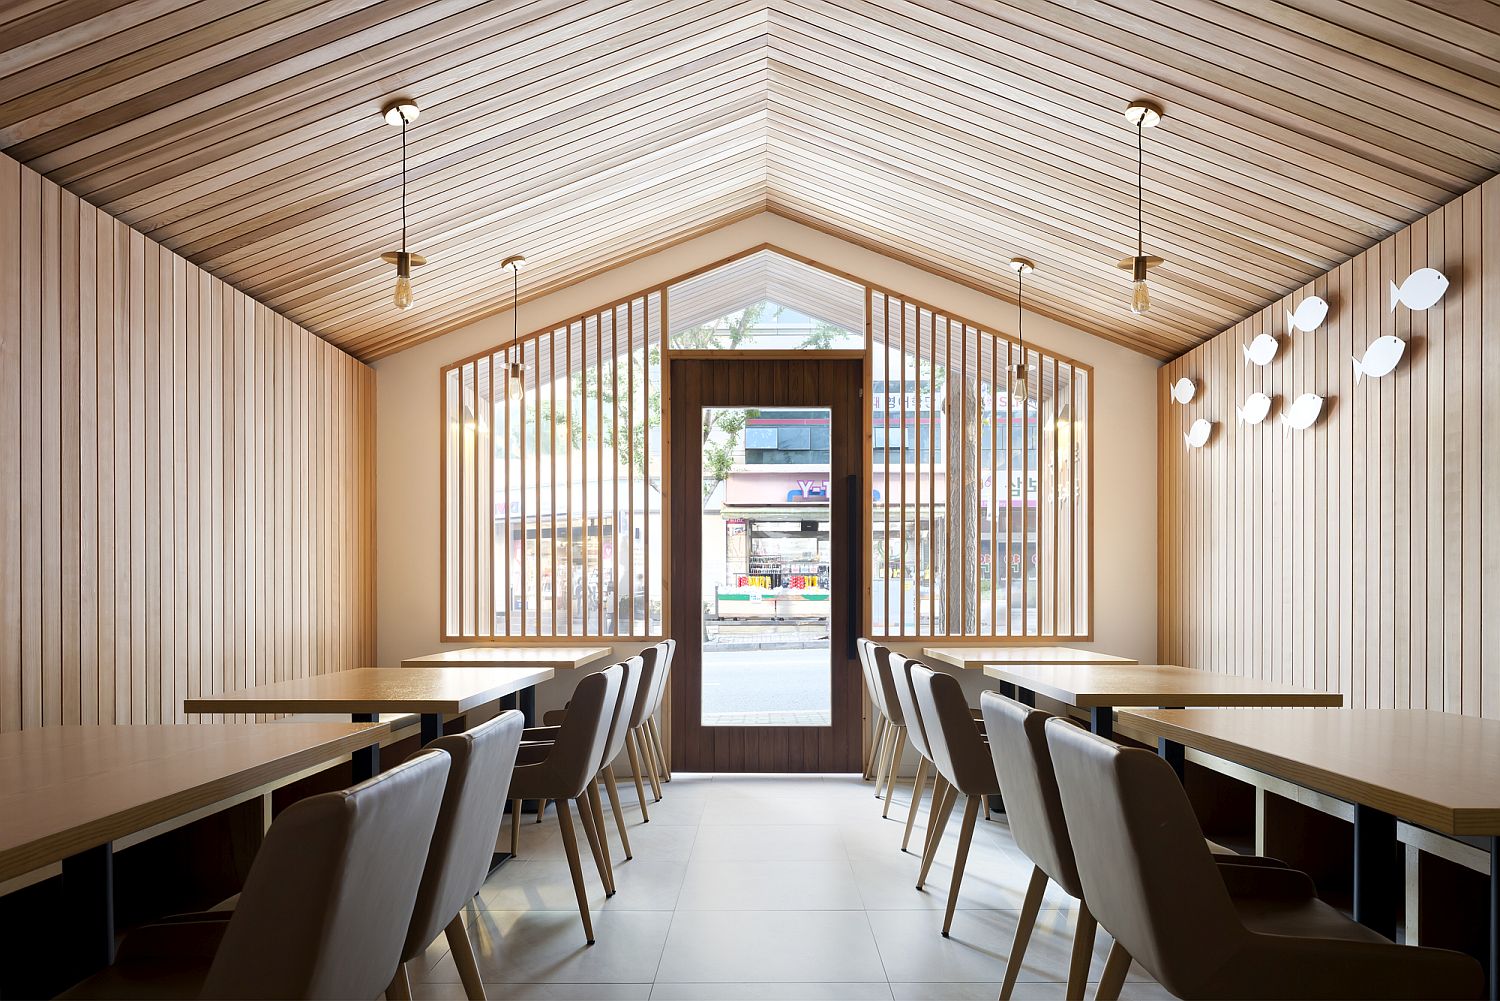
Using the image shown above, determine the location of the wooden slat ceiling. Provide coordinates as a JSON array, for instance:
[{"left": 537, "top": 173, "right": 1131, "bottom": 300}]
[{"left": 1, "top": 0, "right": 1497, "bottom": 362}]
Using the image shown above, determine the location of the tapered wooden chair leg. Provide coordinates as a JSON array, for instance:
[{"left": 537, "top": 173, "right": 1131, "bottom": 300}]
[
  {"left": 634, "top": 729, "right": 662, "bottom": 801},
  {"left": 882, "top": 727, "right": 907, "bottom": 819},
  {"left": 647, "top": 717, "right": 671, "bottom": 782},
  {"left": 641, "top": 726, "right": 665, "bottom": 800},
  {"left": 602, "top": 765, "right": 632, "bottom": 859},
  {"left": 902, "top": 757, "right": 930, "bottom": 852},
  {"left": 864, "top": 715, "right": 887, "bottom": 780},
  {"left": 586, "top": 781, "right": 617, "bottom": 886},
  {"left": 510, "top": 799, "right": 522, "bottom": 856},
  {"left": 1065, "top": 904, "right": 1098, "bottom": 1001},
  {"left": 554, "top": 799, "right": 595, "bottom": 945},
  {"left": 918, "top": 774, "right": 950, "bottom": 861},
  {"left": 917, "top": 780, "right": 958, "bottom": 890},
  {"left": 624, "top": 731, "right": 651, "bottom": 822},
  {"left": 999, "top": 866, "right": 1049, "bottom": 1000},
  {"left": 982, "top": 796, "right": 992, "bottom": 821},
  {"left": 941, "top": 795, "right": 981, "bottom": 937},
  {"left": 386, "top": 962, "right": 413, "bottom": 1000},
  {"left": 445, "top": 914, "right": 487, "bottom": 1001},
  {"left": 575, "top": 792, "right": 614, "bottom": 896},
  {"left": 536, "top": 799, "right": 546, "bottom": 824},
  {"left": 1095, "top": 941, "right": 1133, "bottom": 1001},
  {"left": 874, "top": 723, "right": 896, "bottom": 799}
]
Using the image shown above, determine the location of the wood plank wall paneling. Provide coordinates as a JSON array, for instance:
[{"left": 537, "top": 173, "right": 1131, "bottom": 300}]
[
  {"left": 0, "top": 153, "right": 376, "bottom": 732},
  {"left": 1159, "top": 174, "right": 1498, "bottom": 718}
]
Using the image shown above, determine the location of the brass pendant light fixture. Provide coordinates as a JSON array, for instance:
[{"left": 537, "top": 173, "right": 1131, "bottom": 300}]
[
  {"left": 1117, "top": 100, "right": 1164, "bottom": 315},
  {"left": 379, "top": 99, "right": 425, "bottom": 310},
  {"left": 1008, "top": 257, "right": 1035, "bottom": 401},
  {"left": 502, "top": 255, "right": 526, "bottom": 397}
]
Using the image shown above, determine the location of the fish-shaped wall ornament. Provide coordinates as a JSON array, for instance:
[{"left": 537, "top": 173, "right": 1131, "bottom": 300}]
[
  {"left": 1286, "top": 295, "right": 1328, "bottom": 335},
  {"left": 1242, "top": 333, "right": 1279, "bottom": 367},
  {"left": 1236, "top": 392, "right": 1272, "bottom": 425},
  {"left": 1390, "top": 268, "right": 1448, "bottom": 312},
  {"left": 1351, "top": 335, "right": 1406, "bottom": 384},
  {"left": 1279, "top": 393, "right": 1323, "bottom": 432},
  {"left": 1169, "top": 377, "right": 1196, "bottom": 405},
  {"left": 1184, "top": 418, "right": 1214, "bottom": 449}
]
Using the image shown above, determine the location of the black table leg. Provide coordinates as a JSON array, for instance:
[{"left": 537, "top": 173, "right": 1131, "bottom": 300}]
[
  {"left": 1018, "top": 686, "right": 1037, "bottom": 708},
  {"left": 1089, "top": 706, "right": 1114, "bottom": 739},
  {"left": 420, "top": 712, "right": 441, "bottom": 746},
  {"left": 1353, "top": 803, "right": 1398, "bottom": 940},
  {"left": 351, "top": 712, "right": 380, "bottom": 782},
  {"left": 1488, "top": 836, "right": 1497, "bottom": 1001},
  {"left": 998, "top": 681, "right": 1016, "bottom": 700},
  {"left": 1156, "top": 707, "right": 1186, "bottom": 781},
  {"left": 63, "top": 842, "right": 115, "bottom": 978}
]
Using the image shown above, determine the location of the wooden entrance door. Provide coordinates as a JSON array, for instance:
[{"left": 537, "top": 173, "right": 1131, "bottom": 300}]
[{"left": 668, "top": 358, "right": 863, "bottom": 772}]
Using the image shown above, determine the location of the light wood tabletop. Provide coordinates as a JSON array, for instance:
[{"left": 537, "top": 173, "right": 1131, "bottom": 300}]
[
  {"left": 981, "top": 662, "right": 1343, "bottom": 709},
  {"left": 0, "top": 722, "right": 389, "bottom": 881},
  {"left": 923, "top": 646, "right": 1137, "bottom": 670},
  {"left": 400, "top": 646, "right": 612, "bottom": 670},
  {"left": 183, "top": 666, "right": 555, "bottom": 716},
  {"left": 1124, "top": 708, "right": 1500, "bottom": 836}
]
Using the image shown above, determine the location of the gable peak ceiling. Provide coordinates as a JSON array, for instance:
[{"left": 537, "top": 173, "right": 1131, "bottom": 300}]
[{"left": 1, "top": 0, "right": 1496, "bottom": 362}]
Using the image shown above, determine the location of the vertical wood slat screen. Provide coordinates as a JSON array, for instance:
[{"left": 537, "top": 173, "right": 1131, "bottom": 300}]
[
  {"left": 442, "top": 292, "right": 663, "bottom": 640},
  {"left": 869, "top": 291, "right": 1092, "bottom": 639},
  {"left": 1158, "top": 174, "right": 1498, "bottom": 718},
  {"left": 0, "top": 155, "right": 377, "bottom": 731}
]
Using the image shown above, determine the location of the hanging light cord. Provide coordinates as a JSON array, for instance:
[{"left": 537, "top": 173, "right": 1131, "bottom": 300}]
[
  {"left": 400, "top": 117, "right": 408, "bottom": 253},
  {"left": 1016, "top": 267, "right": 1024, "bottom": 359},
  {"left": 511, "top": 264, "right": 519, "bottom": 368},
  {"left": 1136, "top": 118, "right": 1144, "bottom": 257}
]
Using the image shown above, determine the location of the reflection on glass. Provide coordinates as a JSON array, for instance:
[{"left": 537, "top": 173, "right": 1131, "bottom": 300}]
[{"left": 701, "top": 406, "right": 833, "bottom": 727}]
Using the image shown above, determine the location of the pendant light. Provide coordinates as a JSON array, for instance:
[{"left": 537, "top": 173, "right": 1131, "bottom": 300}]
[
  {"left": 502, "top": 255, "right": 526, "bottom": 397},
  {"left": 1117, "top": 100, "right": 1164, "bottom": 315},
  {"left": 1008, "top": 257, "right": 1035, "bottom": 402},
  {"left": 379, "top": 99, "right": 424, "bottom": 310}
]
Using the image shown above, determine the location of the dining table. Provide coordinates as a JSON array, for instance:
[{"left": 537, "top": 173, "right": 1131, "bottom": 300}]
[
  {"left": 0, "top": 721, "right": 390, "bottom": 977},
  {"left": 1126, "top": 707, "right": 1500, "bottom": 1000},
  {"left": 185, "top": 666, "right": 553, "bottom": 781},
  {"left": 400, "top": 646, "right": 612, "bottom": 725},
  {"left": 981, "top": 661, "right": 1342, "bottom": 777},
  {"left": 923, "top": 645, "right": 1138, "bottom": 670}
]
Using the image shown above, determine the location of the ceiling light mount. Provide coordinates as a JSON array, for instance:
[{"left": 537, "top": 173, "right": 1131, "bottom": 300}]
[
  {"left": 1008, "top": 257, "right": 1036, "bottom": 275},
  {"left": 382, "top": 99, "right": 420, "bottom": 127},
  {"left": 1124, "top": 100, "right": 1163, "bottom": 129},
  {"left": 501, "top": 254, "right": 527, "bottom": 271}
]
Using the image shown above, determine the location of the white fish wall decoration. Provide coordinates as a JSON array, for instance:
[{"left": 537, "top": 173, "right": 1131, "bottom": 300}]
[
  {"left": 1169, "top": 377, "right": 1196, "bottom": 405},
  {"left": 1390, "top": 268, "right": 1448, "bottom": 312},
  {"left": 1351, "top": 336, "right": 1406, "bottom": 384},
  {"left": 1242, "top": 333, "right": 1279, "bottom": 367},
  {"left": 1236, "top": 392, "right": 1272, "bottom": 425},
  {"left": 1286, "top": 295, "right": 1328, "bottom": 334},
  {"left": 1279, "top": 393, "right": 1323, "bottom": 432},
  {"left": 1184, "top": 418, "right": 1214, "bottom": 449}
]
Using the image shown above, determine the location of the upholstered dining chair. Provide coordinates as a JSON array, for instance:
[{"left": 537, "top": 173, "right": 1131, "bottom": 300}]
[
  {"left": 857, "top": 638, "right": 887, "bottom": 782},
  {"left": 62, "top": 750, "right": 452, "bottom": 1000},
  {"left": 388, "top": 711, "right": 524, "bottom": 1001},
  {"left": 886, "top": 653, "right": 946, "bottom": 853},
  {"left": 908, "top": 664, "right": 1002, "bottom": 936},
  {"left": 1044, "top": 718, "right": 1484, "bottom": 1001},
  {"left": 506, "top": 663, "right": 623, "bottom": 945},
  {"left": 639, "top": 638, "right": 674, "bottom": 787},
  {"left": 866, "top": 642, "right": 911, "bottom": 817}
]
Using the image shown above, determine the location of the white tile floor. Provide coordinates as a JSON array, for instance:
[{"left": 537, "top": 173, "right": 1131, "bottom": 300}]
[{"left": 409, "top": 773, "right": 1174, "bottom": 1001}]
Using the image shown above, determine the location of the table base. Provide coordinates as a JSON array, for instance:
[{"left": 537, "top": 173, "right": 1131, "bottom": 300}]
[{"left": 62, "top": 842, "right": 114, "bottom": 982}]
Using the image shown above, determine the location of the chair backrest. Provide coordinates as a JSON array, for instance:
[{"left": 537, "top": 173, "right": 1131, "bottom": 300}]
[
  {"left": 978, "top": 691, "right": 1082, "bottom": 898},
  {"left": 1043, "top": 718, "right": 1244, "bottom": 993},
  {"left": 628, "top": 645, "right": 661, "bottom": 728},
  {"left": 886, "top": 653, "right": 932, "bottom": 760},
  {"left": 645, "top": 638, "right": 675, "bottom": 716},
  {"left": 868, "top": 642, "right": 903, "bottom": 725},
  {"left": 600, "top": 656, "right": 644, "bottom": 767},
  {"left": 400, "top": 711, "right": 525, "bottom": 963},
  {"left": 202, "top": 749, "right": 452, "bottom": 1000},
  {"left": 909, "top": 665, "right": 995, "bottom": 795},
  {"left": 528, "top": 663, "right": 624, "bottom": 797}
]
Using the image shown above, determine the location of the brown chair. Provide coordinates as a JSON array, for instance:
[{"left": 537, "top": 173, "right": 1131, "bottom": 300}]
[
  {"left": 389, "top": 711, "right": 525, "bottom": 1001},
  {"left": 866, "top": 641, "right": 910, "bottom": 817},
  {"left": 639, "top": 638, "right": 674, "bottom": 786},
  {"left": 909, "top": 663, "right": 1001, "bottom": 936},
  {"left": 62, "top": 749, "right": 452, "bottom": 1000},
  {"left": 1043, "top": 718, "right": 1484, "bottom": 1001},
  {"left": 887, "top": 652, "right": 946, "bottom": 853},
  {"left": 623, "top": 644, "right": 665, "bottom": 819},
  {"left": 506, "top": 663, "right": 624, "bottom": 945}
]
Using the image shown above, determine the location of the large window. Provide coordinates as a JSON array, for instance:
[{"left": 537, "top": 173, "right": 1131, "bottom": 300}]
[
  {"left": 441, "top": 293, "right": 663, "bottom": 640},
  {"left": 440, "top": 248, "right": 1091, "bottom": 642}
]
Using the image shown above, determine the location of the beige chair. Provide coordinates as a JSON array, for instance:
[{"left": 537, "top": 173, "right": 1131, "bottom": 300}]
[
  {"left": 1043, "top": 718, "right": 1484, "bottom": 1001},
  {"left": 887, "top": 652, "right": 945, "bottom": 853},
  {"left": 623, "top": 644, "right": 665, "bottom": 819},
  {"left": 62, "top": 750, "right": 452, "bottom": 1000},
  {"left": 857, "top": 638, "right": 887, "bottom": 782},
  {"left": 639, "top": 638, "right": 674, "bottom": 787},
  {"left": 866, "top": 642, "right": 910, "bottom": 817},
  {"left": 506, "top": 663, "right": 623, "bottom": 945},
  {"left": 388, "top": 711, "right": 524, "bottom": 1001},
  {"left": 908, "top": 663, "right": 1001, "bottom": 937}
]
